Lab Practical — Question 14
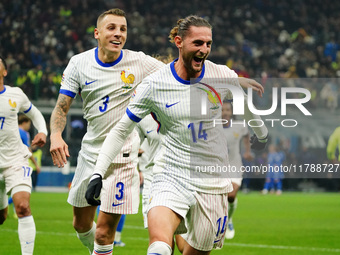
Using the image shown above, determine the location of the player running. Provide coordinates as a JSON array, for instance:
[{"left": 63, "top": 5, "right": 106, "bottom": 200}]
[
  {"left": 49, "top": 8, "right": 165, "bottom": 255},
  {"left": 0, "top": 56, "right": 47, "bottom": 255},
  {"left": 86, "top": 15, "right": 268, "bottom": 255}
]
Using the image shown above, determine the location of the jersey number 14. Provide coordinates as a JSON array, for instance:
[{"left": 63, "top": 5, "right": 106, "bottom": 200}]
[{"left": 188, "top": 121, "right": 207, "bottom": 143}]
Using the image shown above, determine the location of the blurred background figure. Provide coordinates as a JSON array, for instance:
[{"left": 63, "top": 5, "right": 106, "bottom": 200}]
[
  {"left": 262, "top": 144, "right": 286, "bottom": 195},
  {"left": 222, "top": 101, "right": 254, "bottom": 239},
  {"left": 28, "top": 145, "right": 42, "bottom": 192},
  {"left": 327, "top": 126, "right": 340, "bottom": 162}
]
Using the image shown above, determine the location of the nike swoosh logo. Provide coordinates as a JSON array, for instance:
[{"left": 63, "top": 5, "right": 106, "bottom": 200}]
[
  {"left": 112, "top": 202, "right": 125, "bottom": 207},
  {"left": 85, "top": 80, "right": 97, "bottom": 85},
  {"left": 148, "top": 253, "right": 162, "bottom": 255},
  {"left": 214, "top": 239, "right": 221, "bottom": 243},
  {"left": 166, "top": 101, "right": 180, "bottom": 108},
  {"left": 146, "top": 130, "right": 153, "bottom": 134},
  {"left": 26, "top": 241, "right": 34, "bottom": 244}
]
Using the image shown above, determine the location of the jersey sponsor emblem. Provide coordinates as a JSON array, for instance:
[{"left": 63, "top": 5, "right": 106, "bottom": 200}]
[
  {"left": 166, "top": 101, "right": 180, "bottom": 108},
  {"left": 197, "top": 87, "right": 221, "bottom": 110},
  {"left": 85, "top": 80, "right": 97, "bottom": 86},
  {"left": 121, "top": 70, "right": 135, "bottom": 89},
  {"left": 8, "top": 99, "right": 17, "bottom": 109},
  {"left": 112, "top": 202, "right": 125, "bottom": 207}
]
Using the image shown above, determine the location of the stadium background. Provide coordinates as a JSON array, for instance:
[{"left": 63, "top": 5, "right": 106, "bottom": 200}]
[
  {"left": 0, "top": 0, "right": 339, "bottom": 190},
  {"left": 1, "top": 1, "right": 340, "bottom": 255}
]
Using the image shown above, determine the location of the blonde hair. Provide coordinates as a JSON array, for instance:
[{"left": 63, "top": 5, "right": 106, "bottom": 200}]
[
  {"left": 169, "top": 15, "right": 212, "bottom": 43},
  {"left": 97, "top": 8, "right": 126, "bottom": 27}
]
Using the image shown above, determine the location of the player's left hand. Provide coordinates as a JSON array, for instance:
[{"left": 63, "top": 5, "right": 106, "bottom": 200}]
[
  {"left": 238, "top": 77, "right": 264, "bottom": 97},
  {"left": 250, "top": 134, "right": 268, "bottom": 151},
  {"left": 85, "top": 174, "right": 102, "bottom": 206},
  {"left": 31, "top": 132, "right": 47, "bottom": 147}
]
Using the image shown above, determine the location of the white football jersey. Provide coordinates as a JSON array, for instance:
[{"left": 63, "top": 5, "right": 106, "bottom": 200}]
[
  {"left": 0, "top": 86, "right": 32, "bottom": 168},
  {"left": 136, "top": 114, "right": 161, "bottom": 176},
  {"left": 60, "top": 48, "right": 165, "bottom": 163},
  {"left": 126, "top": 60, "right": 243, "bottom": 194},
  {"left": 222, "top": 124, "right": 248, "bottom": 169}
]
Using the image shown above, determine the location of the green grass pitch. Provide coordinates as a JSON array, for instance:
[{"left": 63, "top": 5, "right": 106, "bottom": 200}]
[{"left": 1, "top": 192, "right": 339, "bottom": 255}]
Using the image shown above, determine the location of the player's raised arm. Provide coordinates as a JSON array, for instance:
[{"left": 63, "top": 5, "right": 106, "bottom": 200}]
[
  {"left": 50, "top": 93, "right": 73, "bottom": 167},
  {"left": 85, "top": 113, "right": 137, "bottom": 205},
  {"left": 238, "top": 77, "right": 264, "bottom": 97}
]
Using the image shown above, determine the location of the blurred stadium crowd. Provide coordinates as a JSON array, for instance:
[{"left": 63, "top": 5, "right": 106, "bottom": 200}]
[
  {"left": 1, "top": 0, "right": 340, "bottom": 102},
  {"left": 1, "top": 0, "right": 339, "bottom": 191}
]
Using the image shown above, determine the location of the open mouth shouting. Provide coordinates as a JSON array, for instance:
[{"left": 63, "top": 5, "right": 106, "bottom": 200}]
[{"left": 193, "top": 55, "right": 205, "bottom": 65}]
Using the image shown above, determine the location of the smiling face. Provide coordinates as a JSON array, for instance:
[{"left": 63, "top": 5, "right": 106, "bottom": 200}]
[
  {"left": 94, "top": 14, "right": 127, "bottom": 60},
  {"left": 176, "top": 26, "right": 212, "bottom": 78}
]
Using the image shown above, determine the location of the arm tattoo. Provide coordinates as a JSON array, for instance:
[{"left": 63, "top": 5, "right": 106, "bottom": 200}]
[{"left": 50, "top": 94, "right": 73, "bottom": 134}]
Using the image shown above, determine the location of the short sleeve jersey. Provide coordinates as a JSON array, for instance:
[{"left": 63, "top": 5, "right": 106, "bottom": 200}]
[
  {"left": 60, "top": 48, "right": 165, "bottom": 163},
  {"left": 0, "top": 86, "right": 32, "bottom": 168}
]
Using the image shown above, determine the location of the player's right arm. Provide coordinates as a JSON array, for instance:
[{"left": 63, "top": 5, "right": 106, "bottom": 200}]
[{"left": 50, "top": 94, "right": 73, "bottom": 168}]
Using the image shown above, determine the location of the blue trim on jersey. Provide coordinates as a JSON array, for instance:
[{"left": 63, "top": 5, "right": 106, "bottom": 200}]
[
  {"left": 95, "top": 47, "right": 123, "bottom": 67},
  {"left": 23, "top": 103, "right": 32, "bottom": 113},
  {"left": 170, "top": 59, "right": 205, "bottom": 85},
  {"left": 0, "top": 86, "right": 6, "bottom": 94},
  {"left": 60, "top": 89, "right": 77, "bottom": 98},
  {"left": 151, "top": 112, "right": 161, "bottom": 133},
  {"left": 126, "top": 108, "right": 142, "bottom": 123}
]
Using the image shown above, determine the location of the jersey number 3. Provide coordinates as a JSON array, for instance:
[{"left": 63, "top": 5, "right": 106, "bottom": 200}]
[{"left": 99, "top": 95, "right": 109, "bottom": 112}]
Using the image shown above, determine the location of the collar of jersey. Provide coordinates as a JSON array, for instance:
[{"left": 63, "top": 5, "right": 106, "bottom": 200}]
[
  {"left": 0, "top": 86, "right": 6, "bottom": 94},
  {"left": 95, "top": 48, "right": 123, "bottom": 67},
  {"left": 170, "top": 59, "right": 205, "bottom": 85}
]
